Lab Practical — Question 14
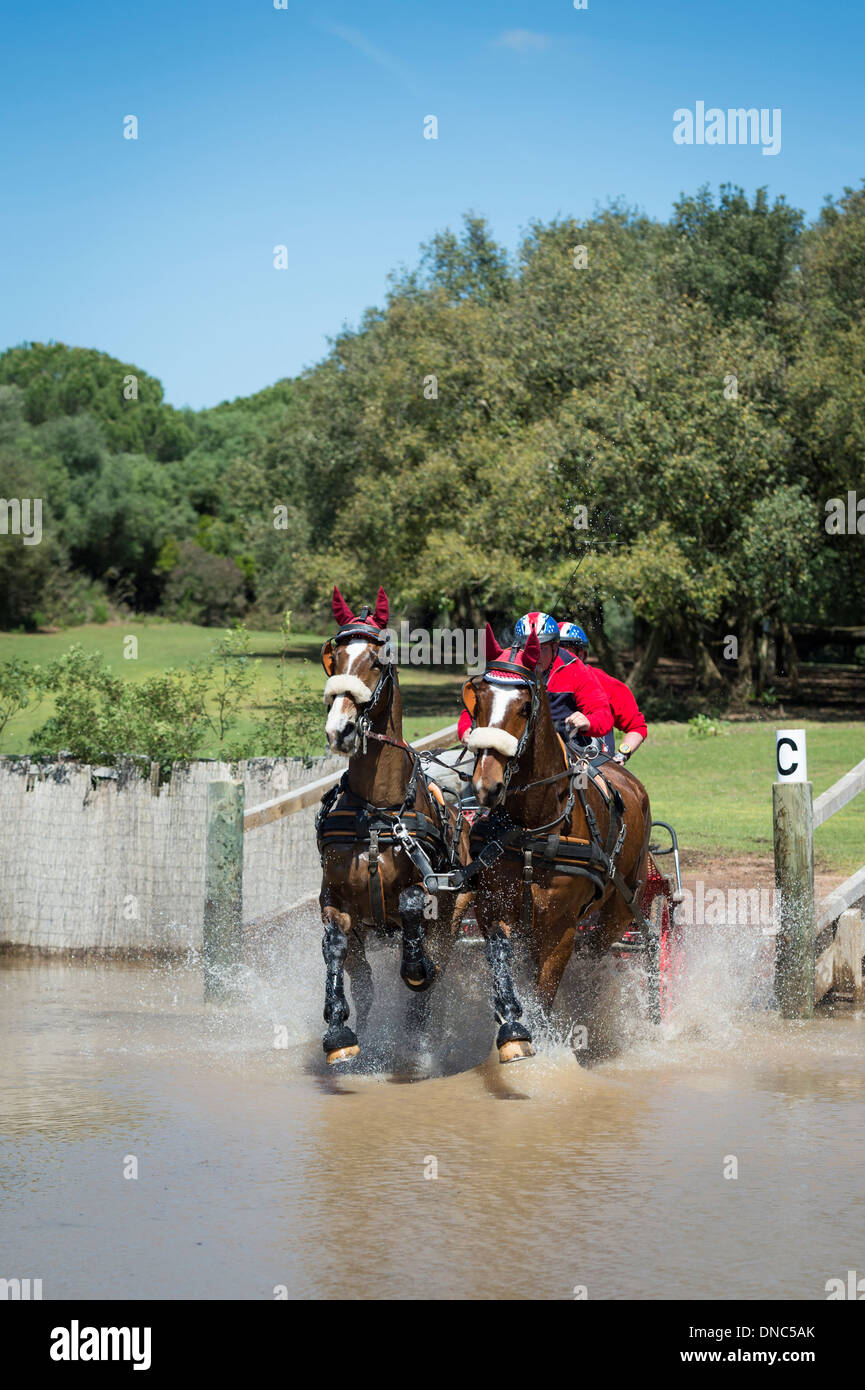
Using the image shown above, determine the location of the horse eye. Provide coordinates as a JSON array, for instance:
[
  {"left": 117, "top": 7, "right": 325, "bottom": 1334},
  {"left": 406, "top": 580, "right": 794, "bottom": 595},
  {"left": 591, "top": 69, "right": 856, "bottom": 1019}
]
[{"left": 521, "top": 701, "right": 532, "bottom": 716}]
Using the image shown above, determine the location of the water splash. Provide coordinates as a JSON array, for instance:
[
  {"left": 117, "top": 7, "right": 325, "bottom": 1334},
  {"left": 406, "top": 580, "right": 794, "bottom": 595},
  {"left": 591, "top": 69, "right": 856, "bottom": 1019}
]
[{"left": 43, "top": 887, "right": 782, "bottom": 1083}]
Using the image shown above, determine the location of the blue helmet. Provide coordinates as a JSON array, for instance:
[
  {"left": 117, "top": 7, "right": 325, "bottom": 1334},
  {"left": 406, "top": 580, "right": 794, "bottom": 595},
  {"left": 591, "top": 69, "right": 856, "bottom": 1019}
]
[
  {"left": 559, "top": 620, "right": 588, "bottom": 651},
  {"left": 514, "top": 611, "right": 560, "bottom": 645}
]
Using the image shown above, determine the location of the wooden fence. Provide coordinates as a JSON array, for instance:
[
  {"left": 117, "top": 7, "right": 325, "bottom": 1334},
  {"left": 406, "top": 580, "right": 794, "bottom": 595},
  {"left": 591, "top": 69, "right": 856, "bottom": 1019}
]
[
  {"left": 773, "top": 730, "right": 865, "bottom": 1017},
  {"left": 202, "top": 724, "right": 459, "bottom": 999}
]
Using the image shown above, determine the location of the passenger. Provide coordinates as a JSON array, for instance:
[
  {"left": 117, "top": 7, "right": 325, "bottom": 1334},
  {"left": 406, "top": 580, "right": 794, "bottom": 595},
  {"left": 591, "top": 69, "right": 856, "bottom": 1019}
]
[{"left": 557, "top": 621, "right": 647, "bottom": 766}]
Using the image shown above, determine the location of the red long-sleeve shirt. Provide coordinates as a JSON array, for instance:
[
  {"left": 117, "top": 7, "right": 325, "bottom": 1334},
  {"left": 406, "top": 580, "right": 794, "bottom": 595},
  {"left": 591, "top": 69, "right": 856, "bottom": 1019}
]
[{"left": 590, "top": 667, "right": 648, "bottom": 738}]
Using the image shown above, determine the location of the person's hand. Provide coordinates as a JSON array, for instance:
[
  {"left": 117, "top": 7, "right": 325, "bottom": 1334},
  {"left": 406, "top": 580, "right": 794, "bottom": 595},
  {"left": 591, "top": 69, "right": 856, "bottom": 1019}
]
[{"left": 565, "top": 710, "right": 590, "bottom": 732}]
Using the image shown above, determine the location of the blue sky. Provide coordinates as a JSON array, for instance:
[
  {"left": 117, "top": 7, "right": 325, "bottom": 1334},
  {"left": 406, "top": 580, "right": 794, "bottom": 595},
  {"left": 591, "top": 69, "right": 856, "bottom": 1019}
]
[{"left": 1, "top": 0, "right": 862, "bottom": 409}]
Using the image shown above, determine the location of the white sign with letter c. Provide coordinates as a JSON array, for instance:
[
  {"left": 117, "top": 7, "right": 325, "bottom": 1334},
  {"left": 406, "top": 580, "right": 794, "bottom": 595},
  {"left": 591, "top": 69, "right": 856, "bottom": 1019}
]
[{"left": 776, "top": 729, "right": 807, "bottom": 783}]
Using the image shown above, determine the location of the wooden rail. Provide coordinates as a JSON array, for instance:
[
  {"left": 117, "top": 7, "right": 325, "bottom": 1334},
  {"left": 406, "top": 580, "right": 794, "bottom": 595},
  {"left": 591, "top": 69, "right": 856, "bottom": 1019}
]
[
  {"left": 816, "top": 864, "right": 865, "bottom": 934},
  {"left": 812, "top": 756, "right": 865, "bottom": 829},
  {"left": 242, "top": 723, "right": 460, "bottom": 833}
]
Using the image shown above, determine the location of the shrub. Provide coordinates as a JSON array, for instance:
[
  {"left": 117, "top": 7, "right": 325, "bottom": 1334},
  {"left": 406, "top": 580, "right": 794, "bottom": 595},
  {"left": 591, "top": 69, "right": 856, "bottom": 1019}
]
[
  {"left": 29, "top": 631, "right": 260, "bottom": 766},
  {"left": 0, "top": 659, "right": 39, "bottom": 741},
  {"left": 640, "top": 690, "right": 698, "bottom": 722},
  {"left": 161, "top": 542, "right": 247, "bottom": 626},
  {"left": 687, "top": 713, "right": 731, "bottom": 738}
]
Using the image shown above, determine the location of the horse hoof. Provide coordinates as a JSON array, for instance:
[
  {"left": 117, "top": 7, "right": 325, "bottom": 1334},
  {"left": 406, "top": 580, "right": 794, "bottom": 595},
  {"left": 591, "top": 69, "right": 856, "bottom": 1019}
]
[
  {"left": 499, "top": 1040, "right": 535, "bottom": 1063},
  {"left": 326, "top": 1044, "right": 360, "bottom": 1065},
  {"left": 401, "top": 963, "right": 437, "bottom": 992}
]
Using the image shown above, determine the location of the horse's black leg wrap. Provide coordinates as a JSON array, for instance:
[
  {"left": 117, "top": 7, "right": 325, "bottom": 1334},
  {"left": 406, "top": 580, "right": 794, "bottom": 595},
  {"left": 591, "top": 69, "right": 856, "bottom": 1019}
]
[
  {"left": 485, "top": 928, "right": 532, "bottom": 1049},
  {"left": 322, "top": 921, "right": 358, "bottom": 1054},
  {"left": 346, "top": 937, "right": 374, "bottom": 1034},
  {"left": 399, "top": 885, "right": 437, "bottom": 992}
]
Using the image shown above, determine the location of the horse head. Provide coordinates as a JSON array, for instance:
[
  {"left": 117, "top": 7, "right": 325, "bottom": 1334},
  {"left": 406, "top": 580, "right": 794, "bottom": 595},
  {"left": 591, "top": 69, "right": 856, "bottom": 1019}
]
[
  {"left": 462, "top": 622, "right": 541, "bottom": 806},
  {"left": 321, "top": 585, "right": 391, "bottom": 754}
]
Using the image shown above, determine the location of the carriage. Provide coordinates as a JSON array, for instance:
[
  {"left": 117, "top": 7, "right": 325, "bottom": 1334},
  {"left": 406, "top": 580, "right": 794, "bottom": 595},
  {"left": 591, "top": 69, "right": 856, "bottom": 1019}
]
[{"left": 607, "top": 820, "right": 685, "bottom": 1023}]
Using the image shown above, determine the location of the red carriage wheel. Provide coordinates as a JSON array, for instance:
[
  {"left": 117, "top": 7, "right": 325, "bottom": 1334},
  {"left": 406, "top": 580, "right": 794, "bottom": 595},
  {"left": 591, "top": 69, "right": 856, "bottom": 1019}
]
[{"left": 645, "top": 884, "right": 683, "bottom": 1023}]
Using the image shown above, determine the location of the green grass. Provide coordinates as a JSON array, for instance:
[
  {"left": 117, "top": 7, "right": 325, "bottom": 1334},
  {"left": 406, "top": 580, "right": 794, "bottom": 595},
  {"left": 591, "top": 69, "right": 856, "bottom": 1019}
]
[
  {"left": 0, "top": 620, "right": 311, "bottom": 674},
  {"left": 2, "top": 624, "right": 863, "bottom": 874},
  {"left": 0, "top": 620, "right": 464, "bottom": 756},
  {"left": 638, "top": 721, "right": 865, "bottom": 875}
]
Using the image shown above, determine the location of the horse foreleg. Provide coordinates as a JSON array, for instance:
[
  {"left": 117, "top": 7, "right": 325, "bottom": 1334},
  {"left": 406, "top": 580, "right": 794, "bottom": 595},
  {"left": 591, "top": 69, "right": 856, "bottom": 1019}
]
[
  {"left": 399, "top": 885, "right": 438, "bottom": 992},
  {"left": 321, "top": 909, "right": 359, "bottom": 1064},
  {"left": 535, "top": 925, "right": 577, "bottom": 1013},
  {"left": 345, "top": 929, "right": 374, "bottom": 1037},
  {"left": 485, "top": 923, "right": 535, "bottom": 1063},
  {"left": 593, "top": 892, "right": 635, "bottom": 956}
]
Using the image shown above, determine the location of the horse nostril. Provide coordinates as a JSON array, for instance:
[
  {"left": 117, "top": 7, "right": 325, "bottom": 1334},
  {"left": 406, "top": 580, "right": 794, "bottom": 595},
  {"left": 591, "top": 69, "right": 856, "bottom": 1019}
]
[{"left": 475, "top": 780, "right": 503, "bottom": 807}]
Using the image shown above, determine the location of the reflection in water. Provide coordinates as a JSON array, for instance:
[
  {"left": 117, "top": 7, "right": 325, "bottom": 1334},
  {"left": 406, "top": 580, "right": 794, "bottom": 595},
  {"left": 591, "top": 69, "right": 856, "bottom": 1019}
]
[{"left": 1, "top": 907, "right": 863, "bottom": 1300}]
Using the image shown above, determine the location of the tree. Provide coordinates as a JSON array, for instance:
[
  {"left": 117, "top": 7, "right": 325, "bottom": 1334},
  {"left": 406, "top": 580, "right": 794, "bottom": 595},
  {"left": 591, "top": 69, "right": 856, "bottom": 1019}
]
[{"left": 670, "top": 184, "right": 803, "bottom": 324}]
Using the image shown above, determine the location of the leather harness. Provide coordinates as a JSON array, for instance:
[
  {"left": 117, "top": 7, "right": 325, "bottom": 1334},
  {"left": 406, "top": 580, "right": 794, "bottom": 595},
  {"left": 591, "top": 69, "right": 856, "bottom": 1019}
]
[
  {"left": 318, "top": 613, "right": 461, "bottom": 925},
  {"left": 316, "top": 771, "right": 459, "bottom": 927},
  {"left": 461, "top": 651, "right": 648, "bottom": 936}
]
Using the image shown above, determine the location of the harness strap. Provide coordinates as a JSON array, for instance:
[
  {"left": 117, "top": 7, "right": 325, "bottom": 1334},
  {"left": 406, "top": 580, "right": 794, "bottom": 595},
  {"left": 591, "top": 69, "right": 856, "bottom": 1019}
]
[
  {"left": 521, "top": 850, "right": 534, "bottom": 934},
  {"left": 422, "top": 748, "right": 474, "bottom": 783},
  {"left": 367, "top": 826, "right": 387, "bottom": 927},
  {"left": 316, "top": 774, "right": 461, "bottom": 906}
]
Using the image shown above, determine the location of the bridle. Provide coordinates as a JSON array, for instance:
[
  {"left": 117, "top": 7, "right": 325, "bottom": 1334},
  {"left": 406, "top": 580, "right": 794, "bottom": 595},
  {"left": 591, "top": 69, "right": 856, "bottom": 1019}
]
[
  {"left": 321, "top": 617, "right": 401, "bottom": 755},
  {"left": 462, "top": 648, "right": 541, "bottom": 797},
  {"left": 463, "top": 645, "right": 582, "bottom": 834}
]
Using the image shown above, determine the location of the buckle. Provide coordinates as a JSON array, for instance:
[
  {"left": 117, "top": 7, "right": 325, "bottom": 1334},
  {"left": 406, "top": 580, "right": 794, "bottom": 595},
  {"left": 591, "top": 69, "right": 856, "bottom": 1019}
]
[
  {"left": 392, "top": 819, "right": 414, "bottom": 853},
  {"left": 423, "top": 871, "right": 462, "bottom": 893},
  {"left": 478, "top": 838, "right": 505, "bottom": 864}
]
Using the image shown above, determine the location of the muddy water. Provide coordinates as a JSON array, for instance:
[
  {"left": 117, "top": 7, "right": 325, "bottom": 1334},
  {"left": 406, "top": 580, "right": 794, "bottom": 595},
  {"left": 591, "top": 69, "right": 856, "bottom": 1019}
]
[{"left": 1, "top": 907, "right": 863, "bottom": 1302}]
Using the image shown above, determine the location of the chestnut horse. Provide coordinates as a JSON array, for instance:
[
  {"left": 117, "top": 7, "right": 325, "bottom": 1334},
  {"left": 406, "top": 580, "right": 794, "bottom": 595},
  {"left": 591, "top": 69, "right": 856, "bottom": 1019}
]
[
  {"left": 462, "top": 624, "right": 652, "bottom": 1061},
  {"left": 317, "top": 585, "right": 470, "bottom": 1064}
]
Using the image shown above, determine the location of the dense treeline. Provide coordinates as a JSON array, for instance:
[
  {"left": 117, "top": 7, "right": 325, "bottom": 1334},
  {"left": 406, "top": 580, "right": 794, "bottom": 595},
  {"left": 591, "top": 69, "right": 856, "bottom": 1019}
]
[{"left": 2, "top": 181, "right": 864, "bottom": 698}]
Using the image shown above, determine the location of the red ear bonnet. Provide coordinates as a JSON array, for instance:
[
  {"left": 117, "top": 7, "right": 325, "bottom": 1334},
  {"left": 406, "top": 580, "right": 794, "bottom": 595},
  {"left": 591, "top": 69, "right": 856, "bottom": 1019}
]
[
  {"left": 521, "top": 628, "right": 540, "bottom": 670},
  {"left": 331, "top": 586, "right": 355, "bottom": 627},
  {"left": 372, "top": 586, "right": 389, "bottom": 628},
  {"left": 484, "top": 622, "right": 503, "bottom": 662}
]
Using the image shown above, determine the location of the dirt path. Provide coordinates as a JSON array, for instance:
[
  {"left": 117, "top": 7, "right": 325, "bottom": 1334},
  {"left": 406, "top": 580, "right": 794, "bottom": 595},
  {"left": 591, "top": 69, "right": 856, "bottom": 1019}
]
[{"left": 680, "top": 850, "right": 844, "bottom": 902}]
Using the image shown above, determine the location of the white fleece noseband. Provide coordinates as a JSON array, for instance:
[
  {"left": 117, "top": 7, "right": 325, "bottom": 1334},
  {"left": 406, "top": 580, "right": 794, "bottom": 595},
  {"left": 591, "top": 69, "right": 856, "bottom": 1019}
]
[
  {"left": 323, "top": 674, "right": 373, "bottom": 705},
  {"left": 465, "top": 726, "right": 519, "bottom": 758}
]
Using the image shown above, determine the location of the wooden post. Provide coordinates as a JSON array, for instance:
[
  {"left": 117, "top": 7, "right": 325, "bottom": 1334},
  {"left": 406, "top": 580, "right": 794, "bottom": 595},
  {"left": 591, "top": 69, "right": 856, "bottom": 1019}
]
[
  {"left": 204, "top": 779, "right": 244, "bottom": 1001},
  {"left": 835, "top": 909, "right": 865, "bottom": 1007},
  {"left": 773, "top": 730, "right": 815, "bottom": 1018}
]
